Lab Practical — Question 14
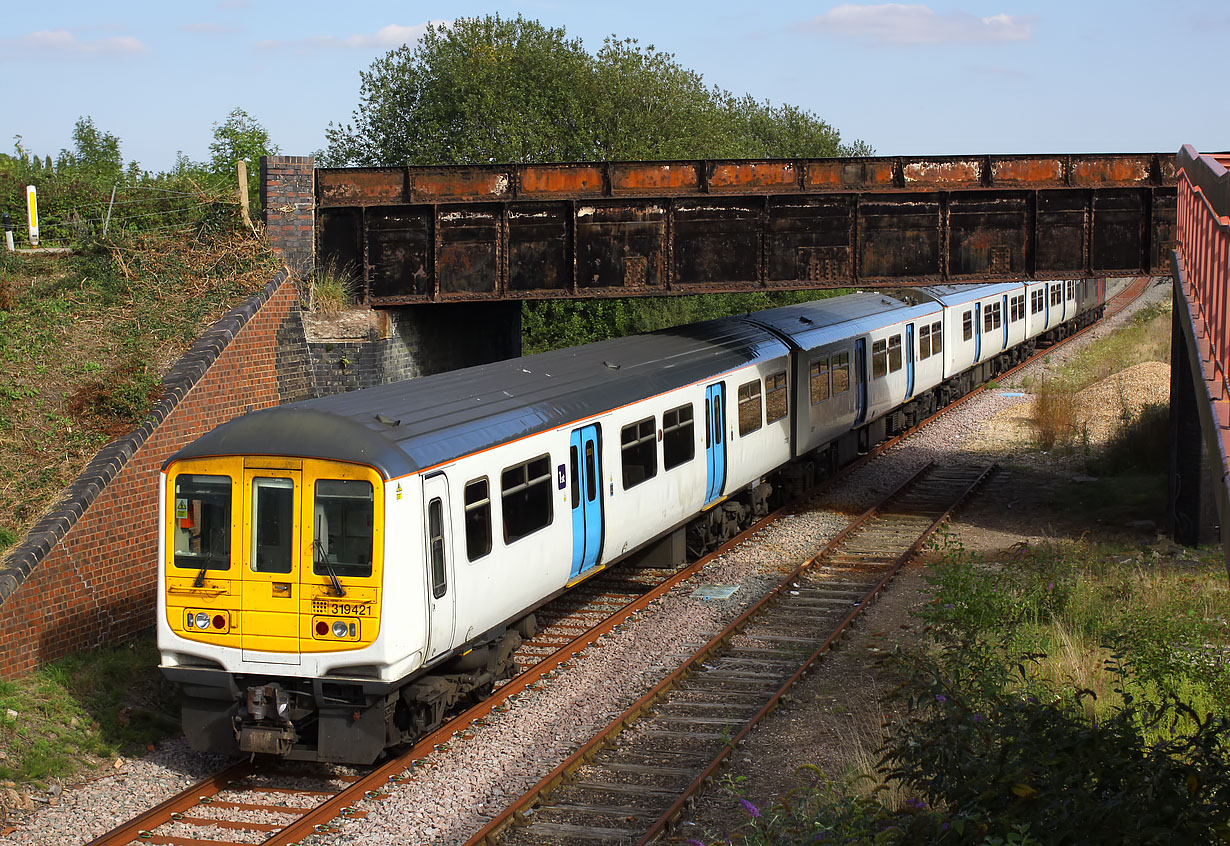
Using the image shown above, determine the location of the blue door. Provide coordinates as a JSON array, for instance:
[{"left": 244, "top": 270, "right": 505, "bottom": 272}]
[
  {"left": 1001, "top": 295, "right": 1009, "bottom": 351},
  {"left": 569, "top": 424, "right": 603, "bottom": 578},
  {"left": 704, "top": 383, "right": 727, "bottom": 506},
  {"left": 854, "top": 339, "right": 868, "bottom": 424},
  {"left": 973, "top": 302, "right": 982, "bottom": 362},
  {"left": 905, "top": 323, "right": 915, "bottom": 399}
]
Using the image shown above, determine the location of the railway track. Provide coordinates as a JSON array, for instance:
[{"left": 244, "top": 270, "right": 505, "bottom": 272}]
[
  {"left": 465, "top": 460, "right": 995, "bottom": 846},
  {"left": 81, "top": 277, "right": 1149, "bottom": 846}
]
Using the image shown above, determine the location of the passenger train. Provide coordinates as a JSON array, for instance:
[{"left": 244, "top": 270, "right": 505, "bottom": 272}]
[{"left": 159, "top": 278, "right": 1104, "bottom": 763}]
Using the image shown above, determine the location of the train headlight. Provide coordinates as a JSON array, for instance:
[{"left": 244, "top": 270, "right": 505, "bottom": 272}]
[
  {"left": 194, "top": 612, "right": 210, "bottom": 629},
  {"left": 332, "top": 620, "right": 348, "bottom": 638}
]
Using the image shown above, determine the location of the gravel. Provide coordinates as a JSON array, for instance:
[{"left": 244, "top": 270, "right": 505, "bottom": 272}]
[{"left": 3, "top": 276, "right": 1168, "bottom": 845}]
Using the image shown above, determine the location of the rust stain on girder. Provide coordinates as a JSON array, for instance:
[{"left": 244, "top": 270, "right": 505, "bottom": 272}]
[
  {"left": 520, "top": 165, "right": 604, "bottom": 195},
  {"left": 707, "top": 161, "right": 796, "bottom": 192},
  {"left": 902, "top": 159, "right": 982, "bottom": 187},
  {"left": 805, "top": 160, "right": 896, "bottom": 189},
  {"left": 1071, "top": 156, "right": 1150, "bottom": 185},
  {"left": 992, "top": 158, "right": 1065, "bottom": 185},
  {"left": 611, "top": 163, "right": 700, "bottom": 193},
  {"left": 410, "top": 168, "right": 511, "bottom": 200},
  {"left": 317, "top": 169, "right": 405, "bottom": 206}
]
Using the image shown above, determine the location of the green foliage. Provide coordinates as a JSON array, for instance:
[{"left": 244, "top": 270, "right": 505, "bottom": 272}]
[
  {"left": 208, "top": 107, "right": 279, "bottom": 208},
  {"left": 0, "top": 637, "right": 177, "bottom": 784},
  {"left": 324, "top": 15, "right": 870, "bottom": 166},
  {"left": 522, "top": 289, "right": 846, "bottom": 355}
]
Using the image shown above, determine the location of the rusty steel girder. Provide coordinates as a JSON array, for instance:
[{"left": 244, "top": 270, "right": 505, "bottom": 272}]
[{"left": 315, "top": 153, "right": 1177, "bottom": 305}]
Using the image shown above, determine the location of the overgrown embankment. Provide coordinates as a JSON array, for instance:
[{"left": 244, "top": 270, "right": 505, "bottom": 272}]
[{"left": 0, "top": 232, "right": 277, "bottom": 555}]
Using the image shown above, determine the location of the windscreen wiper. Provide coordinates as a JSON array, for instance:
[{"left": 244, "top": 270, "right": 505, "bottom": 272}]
[{"left": 313, "top": 539, "right": 347, "bottom": 597}]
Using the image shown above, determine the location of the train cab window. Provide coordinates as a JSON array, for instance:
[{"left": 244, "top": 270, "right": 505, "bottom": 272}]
[
  {"left": 173, "top": 474, "right": 231, "bottom": 571},
  {"left": 962, "top": 311, "right": 973, "bottom": 341},
  {"left": 312, "top": 479, "right": 373, "bottom": 578},
  {"left": 766, "top": 371, "right": 788, "bottom": 423},
  {"left": 251, "top": 477, "right": 294, "bottom": 574},
  {"left": 930, "top": 322, "right": 942, "bottom": 355},
  {"left": 621, "top": 417, "right": 658, "bottom": 489},
  {"left": 501, "top": 455, "right": 553, "bottom": 543},
  {"left": 464, "top": 477, "right": 492, "bottom": 561},
  {"left": 428, "top": 498, "right": 446, "bottom": 599},
  {"left": 738, "top": 380, "right": 763, "bottom": 435},
  {"left": 1031, "top": 288, "right": 1044, "bottom": 314},
  {"left": 871, "top": 339, "right": 888, "bottom": 378},
  {"left": 887, "top": 335, "right": 903, "bottom": 373},
  {"left": 810, "top": 358, "right": 830, "bottom": 404},
  {"left": 662, "top": 404, "right": 695, "bottom": 470},
  {"left": 832, "top": 352, "right": 851, "bottom": 395}
]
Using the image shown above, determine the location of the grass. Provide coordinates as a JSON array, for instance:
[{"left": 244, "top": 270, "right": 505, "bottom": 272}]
[
  {"left": 309, "top": 258, "right": 358, "bottom": 316},
  {"left": 0, "top": 636, "right": 177, "bottom": 785},
  {"left": 0, "top": 227, "right": 277, "bottom": 556}
]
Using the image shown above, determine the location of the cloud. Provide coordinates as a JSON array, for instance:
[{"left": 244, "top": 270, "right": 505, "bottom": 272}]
[
  {"left": 5, "top": 29, "right": 147, "bottom": 56},
  {"left": 180, "top": 22, "right": 240, "bottom": 36},
  {"left": 804, "top": 4, "right": 1033, "bottom": 45},
  {"left": 257, "top": 21, "right": 446, "bottom": 52}
]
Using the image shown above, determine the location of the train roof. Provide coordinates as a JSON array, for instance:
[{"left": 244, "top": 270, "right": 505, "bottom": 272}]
[
  {"left": 914, "top": 282, "right": 1025, "bottom": 306},
  {"left": 168, "top": 317, "right": 791, "bottom": 479},
  {"left": 741, "top": 292, "right": 941, "bottom": 351}
]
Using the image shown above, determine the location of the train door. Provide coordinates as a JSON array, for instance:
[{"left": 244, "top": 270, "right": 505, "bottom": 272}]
[
  {"left": 973, "top": 302, "right": 982, "bottom": 361},
  {"left": 240, "top": 469, "right": 302, "bottom": 664},
  {"left": 423, "top": 473, "right": 455, "bottom": 662},
  {"left": 1001, "top": 295, "right": 1009, "bottom": 350},
  {"left": 905, "top": 323, "right": 915, "bottom": 399},
  {"left": 854, "top": 339, "right": 868, "bottom": 425},
  {"left": 569, "top": 424, "right": 604, "bottom": 579},
  {"left": 704, "top": 383, "right": 727, "bottom": 505}
]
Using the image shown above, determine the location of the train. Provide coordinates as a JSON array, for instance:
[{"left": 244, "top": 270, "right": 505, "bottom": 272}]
[{"left": 158, "top": 277, "right": 1105, "bottom": 763}]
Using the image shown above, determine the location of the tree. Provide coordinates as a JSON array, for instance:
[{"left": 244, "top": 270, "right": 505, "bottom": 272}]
[
  {"left": 56, "top": 117, "right": 123, "bottom": 185},
  {"left": 324, "top": 17, "right": 870, "bottom": 167},
  {"left": 325, "top": 16, "right": 595, "bottom": 166},
  {"left": 208, "top": 108, "right": 278, "bottom": 210}
]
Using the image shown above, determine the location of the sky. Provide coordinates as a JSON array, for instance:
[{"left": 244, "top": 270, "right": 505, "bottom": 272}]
[{"left": 2, "top": 1, "right": 1227, "bottom": 173}]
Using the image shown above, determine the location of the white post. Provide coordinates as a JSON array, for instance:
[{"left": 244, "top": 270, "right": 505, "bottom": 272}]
[
  {"left": 25, "top": 185, "right": 39, "bottom": 247},
  {"left": 102, "top": 184, "right": 117, "bottom": 239}
]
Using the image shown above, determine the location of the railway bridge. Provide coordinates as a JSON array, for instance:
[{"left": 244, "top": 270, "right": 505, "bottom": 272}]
[{"left": 260, "top": 150, "right": 1225, "bottom": 567}]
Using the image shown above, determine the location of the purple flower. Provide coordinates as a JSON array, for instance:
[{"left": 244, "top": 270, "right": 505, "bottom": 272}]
[
  {"left": 973, "top": 713, "right": 984, "bottom": 723},
  {"left": 684, "top": 840, "right": 706, "bottom": 846},
  {"left": 1047, "top": 581, "right": 1054, "bottom": 591},
  {"left": 935, "top": 694, "right": 947, "bottom": 703},
  {"left": 739, "top": 798, "right": 762, "bottom": 818}
]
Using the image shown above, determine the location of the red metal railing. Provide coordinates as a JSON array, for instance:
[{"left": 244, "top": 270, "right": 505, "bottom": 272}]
[{"left": 1176, "top": 146, "right": 1230, "bottom": 408}]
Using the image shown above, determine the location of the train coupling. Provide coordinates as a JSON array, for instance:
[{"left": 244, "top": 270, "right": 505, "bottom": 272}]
[{"left": 236, "top": 683, "right": 296, "bottom": 756}]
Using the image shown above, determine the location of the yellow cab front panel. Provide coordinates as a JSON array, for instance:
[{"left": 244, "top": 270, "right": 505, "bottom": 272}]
[{"left": 165, "top": 456, "right": 383, "bottom": 657}]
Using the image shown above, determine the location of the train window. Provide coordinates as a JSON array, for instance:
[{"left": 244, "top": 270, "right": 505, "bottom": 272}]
[
  {"left": 738, "top": 380, "right": 763, "bottom": 436},
  {"left": 1050, "top": 284, "right": 1062, "bottom": 306},
  {"left": 313, "top": 479, "right": 373, "bottom": 578},
  {"left": 931, "top": 322, "right": 942, "bottom": 355},
  {"left": 810, "top": 358, "right": 830, "bottom": 404},
  {"left": 872, "top": 339, "right": 888, "bottom": 379},
  {"left": 832, "top": 352, "right": 850, "bottom": 394},
  {"left": 962, "top": 311, "right": 973, "bottom": 341},
  {"left": 1066, "top": 280, "right": 1074, "bottom": 299},
  {"left": 173, "top": 474, "right": 231, "bottom": 571},
  {"left": 251, "top": 477, "right": 294, "bottom": 574},
  {"left": 887, "top": 335, "right": 902, "bottom": 373},
  {"left": 621, "top": 417, "right": 657, "bottom": 489},
  {"left": 663, "top": 404, "right": 695, "bottom": 470},
  {"left": 464, "top": 478, "right": 492, "bottom": 561},
  {"left": 766, "top": 371, "right": 788, "bottom": 423},
  {"left": 1031, "top": 288, "right": 1044, "bottom": 314},
  {"left": 919, "top": 325, "right": 931, "bottom": 359},
  {"left": 501, "top": 455, "right": 553, "bottom": 543},
  {"left": 428, "top": 498, "right": 446, "bottom": 599}
]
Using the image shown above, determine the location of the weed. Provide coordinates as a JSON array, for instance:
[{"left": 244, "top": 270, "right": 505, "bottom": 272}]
[
  {"left": 1030, "top": 376, "right": 1079, "bottom": 450},
  {"left": 310, "top": 258, "right": 359, "bottom": 315}
]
